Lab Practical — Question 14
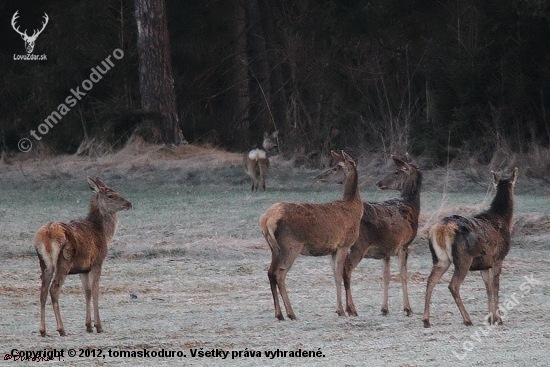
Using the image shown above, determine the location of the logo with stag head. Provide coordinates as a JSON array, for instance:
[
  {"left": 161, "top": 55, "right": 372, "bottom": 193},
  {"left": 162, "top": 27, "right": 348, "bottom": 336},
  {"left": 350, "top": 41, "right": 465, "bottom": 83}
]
[{"left": 12, "top": 10, "right": 49, "bottom": 54}]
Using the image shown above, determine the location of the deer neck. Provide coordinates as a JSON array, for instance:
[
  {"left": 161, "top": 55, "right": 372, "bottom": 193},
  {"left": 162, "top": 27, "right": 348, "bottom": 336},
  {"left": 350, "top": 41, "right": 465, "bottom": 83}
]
[
  {"left": 400, "top": 171, "right": 422, "bottom": 210},
  {"left": 488, "top": 185, "right": 514, "bottom": 221},
  {"left": 86, "top": 199, "right": 119, "bottom": 242},
  {"left": 342, "top": 167, "right": 360, "bottom": 202}
]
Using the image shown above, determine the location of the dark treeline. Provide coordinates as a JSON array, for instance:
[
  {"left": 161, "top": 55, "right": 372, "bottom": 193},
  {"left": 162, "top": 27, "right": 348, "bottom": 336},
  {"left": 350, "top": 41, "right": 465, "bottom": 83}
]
[{"left": 1, "top": 0, "right": 549, "bottom": 164}]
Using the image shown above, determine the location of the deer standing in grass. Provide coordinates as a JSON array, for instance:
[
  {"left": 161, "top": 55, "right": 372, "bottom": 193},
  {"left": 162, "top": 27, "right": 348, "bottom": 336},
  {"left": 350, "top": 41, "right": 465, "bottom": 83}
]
[
  {"left": 317, "top": 154, "right": 422, "bottom": 317},
  {"left": 35, "top": 177, "right": 132, "bottom": 336},
  {"left": 422, "top": 168, "right": 518, "bottom": 328},
  {"left": 244, "top": 131, "right": 278, "bottom": 191},
  {"left": 260, "top": 150, "right": 363, "bottom": 320}
]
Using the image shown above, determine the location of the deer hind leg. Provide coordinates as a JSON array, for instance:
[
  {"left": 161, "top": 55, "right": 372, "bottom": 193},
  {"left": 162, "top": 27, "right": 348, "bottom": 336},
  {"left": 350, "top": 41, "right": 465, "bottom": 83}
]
[
  {"left": 380, "top": 257, "right": 391, "bottom": 315},
  {"left": 251, "top": 162, "right": 260, "bottom": 192},
  {"left": 422, "top": 239, "right": 452, "bottom": 328},
  {"left": 332, "top": 248, "right": 349, "bottom": 316},
  {"left": 89, "top": 267, "right": 103, "bottom": 333},
  {"left": 259, "top": 160, "right": 268, "bottom": 191},
  {"left": 268, "top": 256, "right": 284, "bottom": 320},
  {"left": 343, "top": 249, "right": 363, "bottom": 316},
  {"left": 50, "top": 262, "right": 71, "bottom": 336},
  {"left": 399, "top": 248, "right": 413, "bottom": 316},
  {"left": 35, "top": 229, "right": 61, "bottom": 337},
  {"left": 273, "top": 242, "right": 302, "bottom": 320},
  {"left": 80, "top": 273, "right": 93, "bottom": 332},
  {"left": 38, "top": 257, "right": 54, "bottom": 337},
  {"left": 448, "top": 255, "right": 474, "bottom": 326}
]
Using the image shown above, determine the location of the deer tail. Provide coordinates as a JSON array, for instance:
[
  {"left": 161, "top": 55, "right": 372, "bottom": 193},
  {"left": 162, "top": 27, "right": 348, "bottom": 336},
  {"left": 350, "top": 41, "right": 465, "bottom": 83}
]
[
  {"left": 34, "top": 222, "right": 70, "bottom": 271},
  {"left": 428, "top": 219, "right": 457, "bottom": 265}
]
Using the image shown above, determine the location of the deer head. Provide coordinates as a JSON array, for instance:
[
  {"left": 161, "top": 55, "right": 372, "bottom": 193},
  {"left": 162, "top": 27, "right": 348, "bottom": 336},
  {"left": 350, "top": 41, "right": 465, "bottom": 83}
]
[{"left": 12, "top": 11, "right": 49, "bottom": 54}]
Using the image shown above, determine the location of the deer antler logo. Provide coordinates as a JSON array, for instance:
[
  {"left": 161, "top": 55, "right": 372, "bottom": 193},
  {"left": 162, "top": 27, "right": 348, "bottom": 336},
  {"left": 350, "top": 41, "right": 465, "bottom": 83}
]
[{"left": 11, "top": 10, "right": 49, "bottom": 54}]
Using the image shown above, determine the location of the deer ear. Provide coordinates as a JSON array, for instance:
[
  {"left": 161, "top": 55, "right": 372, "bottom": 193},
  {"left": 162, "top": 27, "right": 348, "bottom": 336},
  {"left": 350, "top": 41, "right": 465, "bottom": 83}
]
[
  {"left": 491, "top": 171, "right": 499, "bottom": 185},
  {"left": 331, "top": 150, "right": 345, "bottom": 165},
  {"left": 87, "top": 177, "right": 100, "bottom": 192},
  {"left": 272, "top": 131, "right": 279, "bottom": 139},
  {"left": 392, "top": 155, "right": 409, "bottom": 171},
  {"left": 341, "top": 151, "right": 356, "bottom": 166},
  {"left": 94, "top": 177, "right": 108, "bottom": 188},
  {"left": 511, "top": 167, "right": 518, "bottom": 185}
]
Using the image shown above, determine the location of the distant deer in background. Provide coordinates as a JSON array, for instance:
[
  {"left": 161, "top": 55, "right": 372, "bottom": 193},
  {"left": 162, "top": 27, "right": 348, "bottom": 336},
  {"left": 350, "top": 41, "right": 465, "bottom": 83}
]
[
  {"left": 260, "top": 150, "right": 363, "bottom": 320},
  {"left": 422, "top": 168, "right": 518, "bottom": 328},
  {"left": 35, "top": 177, "right": 132, "bottom": 336},
  {"left": 317, "top": 154, "right": 422, "bottom": 317},
  {"left": 244, "top": 131, "right": 278, "bottom": 191}
]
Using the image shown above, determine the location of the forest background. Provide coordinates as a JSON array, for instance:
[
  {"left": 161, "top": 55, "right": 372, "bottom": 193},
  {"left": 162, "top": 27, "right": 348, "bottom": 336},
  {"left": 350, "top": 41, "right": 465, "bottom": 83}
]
[{"left": 1, "top": 0, "right": 550, "bottom": 168}]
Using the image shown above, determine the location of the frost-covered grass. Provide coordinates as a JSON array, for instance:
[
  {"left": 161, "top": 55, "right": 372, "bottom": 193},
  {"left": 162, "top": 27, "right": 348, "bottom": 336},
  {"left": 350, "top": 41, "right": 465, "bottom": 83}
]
[{"left": 1, "top": 154, "right": 549, "bottom": 366}]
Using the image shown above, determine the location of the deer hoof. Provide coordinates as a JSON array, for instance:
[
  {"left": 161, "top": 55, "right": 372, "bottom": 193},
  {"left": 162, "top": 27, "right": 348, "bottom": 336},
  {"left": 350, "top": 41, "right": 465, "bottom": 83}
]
[
  {"left": 381, "top": 308, "right": 389, "bottom": 316},
  {"left": 346, "top": 308, "right": 358, "bottom": 317},
  {"left": 275, "top": 313, "right": 284, "bottom": 321},
  {"left": 463, "top": 320, "right": 473, "bottom": 326},
  {"left": 86, "top": 323, "right": 93, "bottom": 333},
  {"left": 96, "top": 325, "right": 103, "bottom": 333},
  {"left": 404, "top": 308, "right": 413, "bottom": 316},
  {"left": 58, "top": 329, "right": 66, "bottom": 337},
  {"left": 288, "top": 314, "right": 297, "bottom": 321},
  {"left": 39, "top": 329, "right": 46, "bottom": 337},
  {"left": 422, "top": 319, "right": 431, "bottom": 328}
]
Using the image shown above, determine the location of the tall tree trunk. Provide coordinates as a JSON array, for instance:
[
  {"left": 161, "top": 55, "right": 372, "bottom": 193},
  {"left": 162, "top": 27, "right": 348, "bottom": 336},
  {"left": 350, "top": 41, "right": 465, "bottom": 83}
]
[
  {"left": 247, "top": 0, "right": 272, "bottom": 141},
  {"left": 260, "top": 0, "right": 285, "bottom": 145},
  {"left": 135, "top": 0, "right": 186, "bottom": 145},
  {"left": 232, "top": 0, "right": 251, "bottom": 150}
]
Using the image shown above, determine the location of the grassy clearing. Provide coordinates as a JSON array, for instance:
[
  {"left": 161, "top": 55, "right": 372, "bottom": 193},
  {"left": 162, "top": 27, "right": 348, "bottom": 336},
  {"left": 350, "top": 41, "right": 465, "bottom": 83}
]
[{"left": 1, "top": 149, "right": 549, "bottom": 366}]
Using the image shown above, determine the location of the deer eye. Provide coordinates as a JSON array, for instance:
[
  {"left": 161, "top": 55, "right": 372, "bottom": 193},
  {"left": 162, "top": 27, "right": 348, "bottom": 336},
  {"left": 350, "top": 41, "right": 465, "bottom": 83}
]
[{"left": 107, "top": 194, "right": 114, "bottom": 199}]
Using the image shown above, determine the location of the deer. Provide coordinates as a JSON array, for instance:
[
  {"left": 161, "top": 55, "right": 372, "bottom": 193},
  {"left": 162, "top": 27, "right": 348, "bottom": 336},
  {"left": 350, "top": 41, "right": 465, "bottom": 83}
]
[
  {"left": 260, "top": 150, "right": 363, "bottom": 320},
  {"left": 11, "top": 10, "right": 49, "bottom": 54},
  {"left": 317, "top": 154, "right": 422, "bottom": 317},
  {"left": 244, "top": 131, "right": 278, "bottom": 191},
  {"left": 422, "top": 168, "right": 518, "bottom": 328},
  {"left": 34, "top": 177, "right": 132, "bottom": 336}
]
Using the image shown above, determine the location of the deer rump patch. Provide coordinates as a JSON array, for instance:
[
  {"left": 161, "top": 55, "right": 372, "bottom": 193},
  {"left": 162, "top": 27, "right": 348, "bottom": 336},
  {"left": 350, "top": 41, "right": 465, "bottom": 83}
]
[{"left": 248, "top": 149, "right": 267, "bottom": 160}]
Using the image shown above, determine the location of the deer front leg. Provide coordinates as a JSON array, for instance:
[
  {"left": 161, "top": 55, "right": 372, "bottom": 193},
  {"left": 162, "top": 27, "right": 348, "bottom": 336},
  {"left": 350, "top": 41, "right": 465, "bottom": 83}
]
[
  {"left": 480, "top": 268, "right": 497, "bottom": 324},
  {"left": 399, "top": 248, "right": 412, "bottom": 316},
  {"left": 80, "top": 273, "right": 93, "bottom": 332},
  {"left": 491, "top": 263, "right": 504, "bottom": 325},
  {"left": 332, "top": 248, "right": 348, "bottom": 317},
  {"left": 381, "top": 257, "right": 390, "bottom": 316}
]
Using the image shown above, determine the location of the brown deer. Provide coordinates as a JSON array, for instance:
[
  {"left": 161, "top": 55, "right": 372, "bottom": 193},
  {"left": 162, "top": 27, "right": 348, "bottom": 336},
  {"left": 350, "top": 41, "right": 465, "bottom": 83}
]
[
  {"left": 422, "top": 168, "right": 518, "bottom": 328},
  {"left": 34, "top": 177, "right": 132, "bottom": 336},
  {"left": 244, "top": 131, "right": 278, "bottom": 191},
  {"left": 317, "top": 154, "right": 422, "bottom": 317},
  {"left": 260, "top": 150, "right": 363, "bottom": 320}
]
